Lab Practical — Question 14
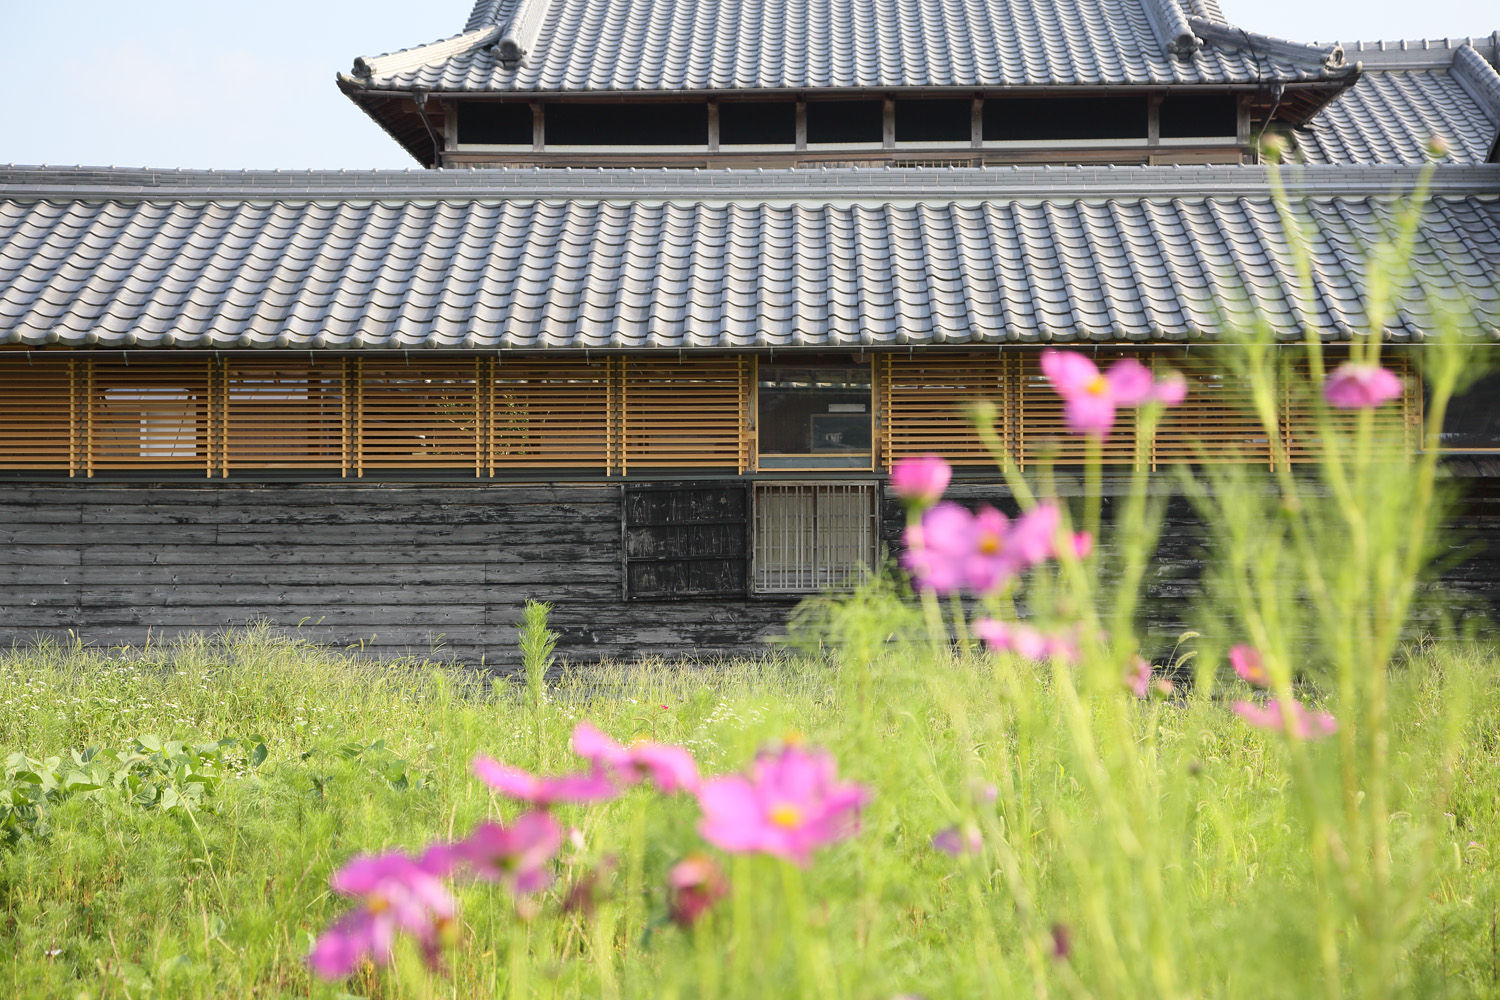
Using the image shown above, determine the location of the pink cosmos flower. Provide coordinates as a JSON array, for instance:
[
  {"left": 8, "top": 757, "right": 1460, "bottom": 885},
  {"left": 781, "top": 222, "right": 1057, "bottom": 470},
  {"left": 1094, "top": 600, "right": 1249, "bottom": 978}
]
[
  {"left": 667, "top": 856, "right": 729, "bottom": 927},
  {"left": 973, "top": 617, "right": 1079, "bottom": 663},
  {"left": 932, "top": 825, "right": 984, "bottom": 857},
  {"left": 447, "top": 812, "right": 562, "bottom": 894},
  {"left": 471, "top": 756, "right": 619, "bottom": 807},
  {"left": 901, "top": 501, "right": 1064, "bottom": 595},
  {"left": 307, "top": 852, "right": 457, "bottom": 980},
  {"left": 1126, "top": 656, "right": 1175, "bottom": 699},
  {"left": 1324, "top": 363, "right": 1403, "bottom": 410},
  {"left": 570, "top": 722, "right": 700, "bottom": 794},
  {"left": 1229, "top": 644, "right": 1269, "bottom": 687},
  {"left": 1060, "top": 531, "right": 1093, "bottom": 561},
  {"left": 890, "top": 454, "right": 952, "bottom": 509},
  {"left": 1233, "top": 700, "right": 1338, "bottom": 741},
  {"left": 696, "top": 745, "right": 870, "bottom": 867},
  {"left": 1040, "top": 349, "right": 1185, "bottom": 437}
]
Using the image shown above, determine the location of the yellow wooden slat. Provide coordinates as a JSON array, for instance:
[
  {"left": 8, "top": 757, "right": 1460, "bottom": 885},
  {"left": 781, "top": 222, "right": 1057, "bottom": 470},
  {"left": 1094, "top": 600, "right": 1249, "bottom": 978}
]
[
  {"left": 88, "top": 359, "right": 212, "bottom": 475},
  {"left": 1150, "top": 355, "right": 1274, "bottom": 469},
  {"left": 881, "top": 353, "right": 1006, "bottom": 467},
  {"left": 356, "top": 359, "right": 481, "bottom": 472},
  {"left": 619, "top": 357, "right": 749, "bottom": 472},
  {"left": 491, "top": 358, "right": 614, "bottom": 473},
  {"left": 0, "top": 356, "right": 74, "bottom": 472},
  {"left": 1015, "top": 350, "right": 1139, "bottom": 468},
  {"left": 225, "top": 359, "right": 347, "bottom": 472},
  {"left": 1281, "top": 352, "right": 1416, "bottom": 465}
]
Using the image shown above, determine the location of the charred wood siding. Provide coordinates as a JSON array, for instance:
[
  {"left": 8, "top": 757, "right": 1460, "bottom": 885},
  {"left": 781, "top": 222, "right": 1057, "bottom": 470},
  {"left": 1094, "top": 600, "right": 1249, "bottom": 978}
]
[{"left": 0, "top": 484, "right": 794, "bottom": 669}]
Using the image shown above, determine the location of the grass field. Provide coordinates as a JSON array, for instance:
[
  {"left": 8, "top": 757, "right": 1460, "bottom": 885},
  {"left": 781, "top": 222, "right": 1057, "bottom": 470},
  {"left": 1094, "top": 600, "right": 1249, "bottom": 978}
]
[{"left": 1, "top": 618, "right": 1497, "bottom": 1000}]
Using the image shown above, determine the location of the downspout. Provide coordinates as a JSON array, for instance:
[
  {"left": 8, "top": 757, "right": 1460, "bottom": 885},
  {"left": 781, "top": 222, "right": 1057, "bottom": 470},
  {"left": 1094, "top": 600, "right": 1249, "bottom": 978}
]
[{"left": 412, "top": 90, "right": 443, "bottom": 168}]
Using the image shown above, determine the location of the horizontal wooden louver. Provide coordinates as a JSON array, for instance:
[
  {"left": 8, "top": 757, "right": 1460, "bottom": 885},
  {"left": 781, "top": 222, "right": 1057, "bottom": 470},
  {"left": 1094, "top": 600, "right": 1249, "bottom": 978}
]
[
  {"left": 356, "top": 358, "right": 482, "bottom": 474},
  {"left": 491, "top": 358, "right": 612, "bottom": 473},
  {"left": 881, "top": 354, "right": 1007, "bottom": 466},
  {"left": 619, "top": 357, "right": 750, "bottom": 473},
  {"left": 0, "top": 356, "right": 76, "bottom": 472},
  {"left": 1151, "top": 356, "right": 1274, "bottom": 468},
  {"left": 1281, "top": 354, "right": 1418, "bottom": 465},
  {"left": 88, "top": 359, "right": 212, "bottom": 474},
  {"left": 225, "top": 359, "right": 347, "bottom": 473},
  {"left": 1014, "top": 351, "right": 1138, "bottom": 468}
]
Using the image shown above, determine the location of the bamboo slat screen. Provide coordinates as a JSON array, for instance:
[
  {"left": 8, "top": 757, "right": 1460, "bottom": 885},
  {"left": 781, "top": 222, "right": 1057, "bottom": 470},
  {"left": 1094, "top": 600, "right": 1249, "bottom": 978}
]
[
  {"left": 224, "top": 359, "right": 347, "bottom": 473},
  {"left": 0, "top": 351, "right": 1426, "bottom": 477},
  {"left": 1282, "top": 354, "right": 1420, "bottom": 464},
  {"left": 1014, "top": 352, "right": 1139, "bottom": 467},
  {"left": 0, "top": 356, "right": 76, "bottom": 471},
  {"left": 619, "top": 357, "right": 752, "bottom": 473},
  {"left": 1150, "top": 356, "right": 1274, "bottom": 468},
  {"left": 881, "top": 354, "right": 1007, "bottom": 466},
  {"left": 89, "top": 359, "right": 212, "bottom": 474},
  {"left": 491, "top": 358, "right": 612, "bottom": 473}
]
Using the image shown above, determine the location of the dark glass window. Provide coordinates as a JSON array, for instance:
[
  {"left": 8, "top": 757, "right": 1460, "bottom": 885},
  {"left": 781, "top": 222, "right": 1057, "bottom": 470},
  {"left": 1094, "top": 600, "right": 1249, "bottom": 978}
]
[
  {"left": 757, "top": 364, "right": 872, "bottom": 469},
  {"left": 894, "top": 100, "right": 972, "bottom": 142},
  {"left": 806, "top": 102, "right": 883, "bottom": 144},
  {"left": 545, "top": 103, "right": 709, "bottom": 145},
  {"left": 1438, "top": 372, "right": 1500, "bottom": 451},
  {"left": 457, "top": 102, "right": 533, "bottom": 145},
  {"left": 983, "top": 97, "right": 1148, "bottom": 141},
  {"left": 719, "top": 102, "right": 797, "bottom": 144},
  {"left": 1159, "top": 95, "right": 1238, "bottom": 138}
]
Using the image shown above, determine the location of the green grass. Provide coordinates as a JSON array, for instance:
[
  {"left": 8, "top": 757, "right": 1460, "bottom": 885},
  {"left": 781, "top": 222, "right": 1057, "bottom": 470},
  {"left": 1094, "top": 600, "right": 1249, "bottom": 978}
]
[{"left": 1, "top": 623, "right": 1498, "bottom": 999}]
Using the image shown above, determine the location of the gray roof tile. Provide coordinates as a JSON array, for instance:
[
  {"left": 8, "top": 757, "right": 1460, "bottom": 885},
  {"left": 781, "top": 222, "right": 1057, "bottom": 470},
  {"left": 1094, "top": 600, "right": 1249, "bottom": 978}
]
[
  {"left": 348, "top": 0, "right": 1350, "bottom": 93},
  {"left": 0, "top": 165, "right": 1495, "bottom": 349}
]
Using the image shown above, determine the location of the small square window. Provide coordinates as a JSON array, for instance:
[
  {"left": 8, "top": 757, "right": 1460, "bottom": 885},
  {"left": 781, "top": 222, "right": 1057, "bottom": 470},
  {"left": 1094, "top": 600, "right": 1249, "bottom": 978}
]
[
  {"left": 753, "top": 482, "right": 876, "bottom": 594},
  {"left": 757, "top": 363, "right": 873, "bottom": 470}
]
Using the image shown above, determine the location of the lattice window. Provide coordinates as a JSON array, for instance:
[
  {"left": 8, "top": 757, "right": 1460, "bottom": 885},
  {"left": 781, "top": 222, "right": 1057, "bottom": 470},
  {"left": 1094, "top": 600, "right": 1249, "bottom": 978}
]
[
  {"left": 753, "top": 482, "right": 877, "bottom": 594},
  {"left": 619, "top": 357, "right": 752, "bottom": 473},
  {"left": 880, "top": 353, "right": 1007, "bottom": 467},
  {"left": 1014, "top": 351, "right": 1139, "bottom": 468},
  {"left": 1150, "top": 355, "right": 1274, "bottom": 468},
  {"left": 491, "top": 358, "right": 612, "bottom": 474},
  {"left": 1281, "top": 353, "right": 1419, "bottom": 465},
  {"left": 88, "top": 359, "right": 212, "bottom": 474},
  {"left": 0, "top": 355, "right": 77, "bottom": 473},
  {"left": 354, "top": 358, "right": 483, "bottom": 475},
  {"left": 225, "top": 359, "right": 347, "bottom": 474}
]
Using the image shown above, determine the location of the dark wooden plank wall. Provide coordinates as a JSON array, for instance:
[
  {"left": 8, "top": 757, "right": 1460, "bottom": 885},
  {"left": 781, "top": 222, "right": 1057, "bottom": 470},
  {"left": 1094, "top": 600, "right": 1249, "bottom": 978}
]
[{"left": 0, "top": 483, "right": 797, "bottom": 669}]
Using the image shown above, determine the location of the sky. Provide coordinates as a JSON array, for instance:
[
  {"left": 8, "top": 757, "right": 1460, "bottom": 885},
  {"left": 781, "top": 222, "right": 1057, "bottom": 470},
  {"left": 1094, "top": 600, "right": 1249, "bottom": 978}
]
[{"left": 1, "top": 0, "right": 1493, "bottom": 171}]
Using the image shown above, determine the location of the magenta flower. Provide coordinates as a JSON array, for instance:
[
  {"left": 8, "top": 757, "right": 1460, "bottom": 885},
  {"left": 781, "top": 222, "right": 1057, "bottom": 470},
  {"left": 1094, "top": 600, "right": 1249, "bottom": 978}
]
[
  {"left": 1040, "top": 349, "right": 1184, "bottom": 437},
  {"left": 471, "top": 756, "right": 619, "bottom": 807},
  {"left": 1233, "top": 699, "right": 1338, "bottom": 741},
  {"left": 307, "top": 852, "right": 457, "bottom": 980},
  {"left": 932, "top": 825, "right": 984, "bottom": 857},
  {"left": 973, "top": 617, "right": 1079, "bottom": 663},
  {"left": 1126, "top": 656, "right": 1174, "bottom": 699},
  {"left": 890, "top": 454, "right": 952, "bottom": 509},
  {"left": 697, "top": 745, "right": 870, "bottom": 867},
  {"left": 901, "top": 501, "right": 1064, "bottom": 595},
  {"left": 667, "top": 856, "right": 729, "bottom": 927},
  {"left": 1229, "top": 644, "right": 1269, "bottom": 687},
  {"left": 570, "top": 722, "right": 700, "bottom": 794},
  {"left": 901, "top": 501, "right": 978, "bottom": 594},
  {"left": 447, "top": 812, "right": 562, "bottom": 894},
  {"left": 1060, "top": 531, "right": 1093, "bottom": 561},
  {"left": 1324, "top": 363, "right": 1403, "bottom": 409}
]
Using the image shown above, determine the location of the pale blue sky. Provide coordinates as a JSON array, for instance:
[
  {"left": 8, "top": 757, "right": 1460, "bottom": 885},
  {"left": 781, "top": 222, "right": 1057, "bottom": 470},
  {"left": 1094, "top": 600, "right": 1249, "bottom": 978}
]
[{"left": 2, "top": 0, "right": 1492, "bottom": 170}]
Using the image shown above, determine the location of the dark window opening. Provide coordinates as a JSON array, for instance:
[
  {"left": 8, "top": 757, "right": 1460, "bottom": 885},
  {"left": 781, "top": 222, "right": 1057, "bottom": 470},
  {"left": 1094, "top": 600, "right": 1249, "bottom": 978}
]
[
  {"left": 457, "top": 102, "right": 533, "bottom": 145},
  {"left": 806, "top": 101, "right": 883, "bottom": 144},
  {"left": 719, "top": 102, "right": 797, "bottom": 145},
  {"left": 757, "top": 364, "right": 872, "bottom": 470},
  {"left": 545, "top": 103, "right": 709, "bottom": 146},
  {"left": 894, "top": 100, "right": 972, "bottom": 142},
  {"left": 1437, "top": 372, "right": 1500, "bottom": 451},
  {"left": 983, "top": 96, "right": 1148, "bottom": 141},
  {"left": 623, "top": 482, "right": 750, "bottom": 599},
  {"left": 1159, "top": 95, "right": 1238, "bottom": 138}
]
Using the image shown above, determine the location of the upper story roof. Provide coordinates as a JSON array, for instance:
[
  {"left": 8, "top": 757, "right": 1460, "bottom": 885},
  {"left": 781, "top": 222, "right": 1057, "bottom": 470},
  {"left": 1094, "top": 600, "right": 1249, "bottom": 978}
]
[
  {"left": 0, "top": 164, "right": 1495, "bottom": 351},
  {"left": 343, "top": 0, "right": 1352, "bottom": 94},
  {"left": 1298, "top": 36, "right": 1500, "bottom": 165}
]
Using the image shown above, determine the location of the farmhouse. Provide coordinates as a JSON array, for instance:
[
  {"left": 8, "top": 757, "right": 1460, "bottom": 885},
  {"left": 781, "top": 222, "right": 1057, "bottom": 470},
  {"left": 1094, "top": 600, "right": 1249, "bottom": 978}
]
[{"left": 0, "top": 1, "right": 1498, "bottom": 666}]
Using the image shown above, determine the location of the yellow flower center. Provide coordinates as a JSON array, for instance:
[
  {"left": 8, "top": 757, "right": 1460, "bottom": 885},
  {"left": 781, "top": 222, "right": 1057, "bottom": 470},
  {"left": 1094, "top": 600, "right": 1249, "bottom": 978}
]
[
  {"left": 1086, "top": 376, "right": 1109, "bottom": 396},
  {"left": 368, "top": 897, "right": 391, "bottom": 915},
  {"left": 978, "top": 532, "right": 1004, "bottom": 556},
  {"left": 770, "top": 804, "right": 803, "bottom": 828}
]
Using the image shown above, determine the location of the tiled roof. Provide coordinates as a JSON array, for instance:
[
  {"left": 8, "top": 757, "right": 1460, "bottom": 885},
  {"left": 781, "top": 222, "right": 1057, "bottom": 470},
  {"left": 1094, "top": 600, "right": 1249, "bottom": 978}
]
[
  {"left": 1299, "top": 41, "right": 1500, "bottom": 165},
  {"left": 347, "top": 0, "right": 1351, "bottom": 93},
  {"left": 0, "top": 166, "right": 1495, "bottom": 351}
]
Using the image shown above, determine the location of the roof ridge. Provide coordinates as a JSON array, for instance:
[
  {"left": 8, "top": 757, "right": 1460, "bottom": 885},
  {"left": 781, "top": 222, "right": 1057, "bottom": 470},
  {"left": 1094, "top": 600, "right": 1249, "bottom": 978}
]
[
  {"left": 1453, "top": 44, "right": 1500, "bottom": 129},
  {"left": 496, "top": 0, "right": 554, "bottom": 67},
  {"left": 1142, "top": 0, "right": 1200, "bottom": 58},
  {"left": 349, "top": 24, "right": 502, "bottom": 83},
  {"left": 1189, "top": 17, "right": 1348, "bottom": 73}
]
